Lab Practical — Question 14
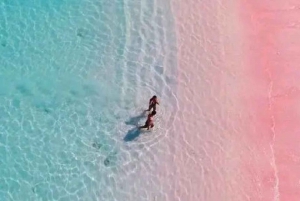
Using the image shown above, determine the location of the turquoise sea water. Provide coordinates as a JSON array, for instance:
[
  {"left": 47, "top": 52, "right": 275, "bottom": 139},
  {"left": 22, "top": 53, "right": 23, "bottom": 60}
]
[{"left": 0, "top": 0, "right": 177, "bottom": 200}]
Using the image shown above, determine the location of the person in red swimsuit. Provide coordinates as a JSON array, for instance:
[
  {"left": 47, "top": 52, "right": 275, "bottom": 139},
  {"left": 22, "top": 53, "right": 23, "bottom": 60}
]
[
  {"left": 139, "top": 111, "right": 156, "bottom": 130},
  {"left": 146, "top": 95, "right": 159, "bottom": 112}
]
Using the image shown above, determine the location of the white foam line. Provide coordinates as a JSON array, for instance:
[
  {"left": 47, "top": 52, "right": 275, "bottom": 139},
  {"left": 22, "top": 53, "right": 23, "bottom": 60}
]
[{"left": 267, "top": 70, "right": 280, "bottom": 201}]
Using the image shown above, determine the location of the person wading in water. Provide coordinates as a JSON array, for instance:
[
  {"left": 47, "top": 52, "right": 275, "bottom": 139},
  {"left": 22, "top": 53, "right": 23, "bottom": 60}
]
[
  {"left": 146, "top": 95, "right": 159, "bottom": 112},
  {"left": 139, "top": 111, "right": 156, "bottom": 130}
]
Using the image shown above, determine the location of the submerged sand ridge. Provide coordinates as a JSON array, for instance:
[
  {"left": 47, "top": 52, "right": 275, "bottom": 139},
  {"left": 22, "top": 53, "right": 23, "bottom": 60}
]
[{"left": 164, "top": 0, "right": 300, "bottom": 200}]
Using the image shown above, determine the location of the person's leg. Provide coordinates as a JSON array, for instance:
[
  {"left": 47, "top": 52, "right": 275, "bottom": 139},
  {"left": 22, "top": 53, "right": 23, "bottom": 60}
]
[
  {"left": 146, "top": 124, "right": 154, "bottom": 130},
  {"left": 139, "top": 123, "right": 148, "bottom": 129},
  {"left": 153, "top": 104, "right": 156, "bottom": 112},
  {"left": 146, "top": 104, "right": 153, "bottom": 111}
]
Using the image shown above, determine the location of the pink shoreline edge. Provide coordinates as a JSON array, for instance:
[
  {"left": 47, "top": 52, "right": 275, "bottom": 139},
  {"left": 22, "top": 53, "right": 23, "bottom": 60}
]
[{"left": 167, "top": 0, "right": 300, "bottom": 200}]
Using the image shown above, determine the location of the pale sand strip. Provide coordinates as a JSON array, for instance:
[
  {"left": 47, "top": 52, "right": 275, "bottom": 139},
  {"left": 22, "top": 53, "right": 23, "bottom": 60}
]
[{"left": 163, "top": 0, "right": 249, "bottom": 200}]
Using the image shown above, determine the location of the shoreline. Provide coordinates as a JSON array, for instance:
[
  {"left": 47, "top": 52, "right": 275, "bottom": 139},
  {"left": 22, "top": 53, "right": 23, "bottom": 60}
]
[{"left": 166, "top": 0, "right": 300, "bottom": 200}]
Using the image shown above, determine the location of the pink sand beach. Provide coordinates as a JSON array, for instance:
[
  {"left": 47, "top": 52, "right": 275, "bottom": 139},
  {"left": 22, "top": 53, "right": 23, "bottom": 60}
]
[{"left": 166, "top": 0, "right": 300, "bottom": 200}]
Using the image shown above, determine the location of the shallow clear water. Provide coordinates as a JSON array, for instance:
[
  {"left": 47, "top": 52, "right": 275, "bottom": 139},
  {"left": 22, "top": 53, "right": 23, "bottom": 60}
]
[{"left": 0, "top": 0, "right": 177, "bottom": 200}]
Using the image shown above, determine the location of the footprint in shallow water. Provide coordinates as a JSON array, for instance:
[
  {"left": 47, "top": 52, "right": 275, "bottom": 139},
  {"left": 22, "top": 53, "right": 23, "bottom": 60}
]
[
  {"left": 104, "top": 152, "right": 117, "bottom": 167},
  {"left": 104, "top": 158, "right": 110, "bottom": 166},
  {"left": 16, "top": 85, "right": 32, "bottom": 96},
  {"left": 92, "top": 142, "right": 102, "bottom": 150},
  {"left": 34, "top": 101, "right": 52, "bottom": 114},
  {"left": 43, "top": 108, "right": 51, "bottom": 113},
  {"left": 76, "top": 28, "right": 88, "bottom": 38}
]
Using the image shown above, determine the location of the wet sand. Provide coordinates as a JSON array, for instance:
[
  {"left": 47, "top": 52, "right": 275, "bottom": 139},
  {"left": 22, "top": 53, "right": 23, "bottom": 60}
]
[
  {"left": 239, "top": 1, "right": 300, "bottom": 200},
  {"left": 168, "top": 0, "right": 300, "bottom": 200}
]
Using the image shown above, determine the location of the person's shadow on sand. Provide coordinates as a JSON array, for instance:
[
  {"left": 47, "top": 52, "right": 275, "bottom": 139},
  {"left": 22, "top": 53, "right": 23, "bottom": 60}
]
[
  {"left": 124, "top": 111, "right": 147, "bottom": 126},
  {"left": 124, "top": 111, "right": 149, "bottom": 141},
  {"left": 124, "top": 127, "right": 141, "bottom": 141},
  {"left": 124, "top": 127, "right": 149, "bottom": 142}
]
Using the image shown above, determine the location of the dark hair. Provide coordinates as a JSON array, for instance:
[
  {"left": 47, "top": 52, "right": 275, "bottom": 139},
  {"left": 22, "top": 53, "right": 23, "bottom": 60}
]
[
  {"left": 151, "top": 111, "right": 156, "bottom": 116},
  {"left": 153, "top": 95, "right": 157, "bottom": 98}
]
